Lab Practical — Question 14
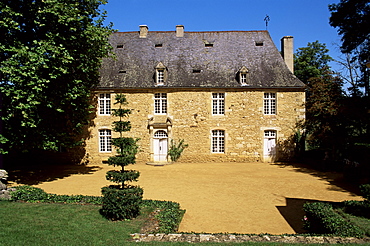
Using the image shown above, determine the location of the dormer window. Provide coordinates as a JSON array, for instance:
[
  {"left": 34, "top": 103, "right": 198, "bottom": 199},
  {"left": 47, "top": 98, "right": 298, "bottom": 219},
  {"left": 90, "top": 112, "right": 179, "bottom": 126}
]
[
  {"left": 238, "top": 66, "right": 249, "bottom": 86},
  {"left": 155, "top": 62, "right": 167, "bottom": 86},
  {"left": 157, "top": 69, "right": 164, "bottom": 84}
]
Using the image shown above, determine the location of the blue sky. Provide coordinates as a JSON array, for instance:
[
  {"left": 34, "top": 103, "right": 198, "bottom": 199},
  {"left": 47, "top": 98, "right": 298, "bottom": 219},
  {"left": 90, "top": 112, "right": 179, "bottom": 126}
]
[{"left": 101, "top": 0, "right": 343, "bottom": 67}]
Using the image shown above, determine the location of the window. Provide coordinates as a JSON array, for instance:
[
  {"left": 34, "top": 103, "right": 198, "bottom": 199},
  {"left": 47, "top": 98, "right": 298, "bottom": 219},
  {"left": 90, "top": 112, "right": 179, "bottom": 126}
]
[
  {"left": 212, "top": 93, "right": 225, "bottom": 115},
  {"left": 157, "top": 69, "right": 164, "bottom": 84},
  {"left": 240, "top": 73, "right": 247, "bottom": 85},
  {"left": 155, "top": 62, "right": 166, "bottom": 86},
  {"left": 238, "top": 66, "right": 249, "bottom": 85},
  {"left": 99, "top": 129, "right": 112, "bottom": 152},
  {"left": 98, "top": 93, "right": 111, "bottom": 115},
  {"left": 211, "top": 130, "right": 225, "bottom": 153},
  {"left": 264, "top": 130, "right": 276, "bottom": 138},
  {"left": 264, "top": 93, "right": 276, "bottom": 115},
  {"left": 154, "top": 93, "right": 167, "bottom": 114}
]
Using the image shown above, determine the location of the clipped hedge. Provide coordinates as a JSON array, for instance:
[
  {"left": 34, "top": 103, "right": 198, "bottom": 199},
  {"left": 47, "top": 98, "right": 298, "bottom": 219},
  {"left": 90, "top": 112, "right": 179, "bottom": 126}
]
[
  {"left": 10, "top": 185, "right": 102, "bottom": 204},
  {"left": 142, "top": 200, "right": 186, "bottom": 233},
  {"left": 303, "top": 202, "right": 365, "bottom": 237},
  {"left": 10, "top": 186, "right": 185, "bottom": 233}
]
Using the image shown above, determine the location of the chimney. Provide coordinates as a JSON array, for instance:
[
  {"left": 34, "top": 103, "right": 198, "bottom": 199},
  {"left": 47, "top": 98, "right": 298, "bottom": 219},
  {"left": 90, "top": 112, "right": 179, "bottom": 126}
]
[
  {"left": 176, "top": 25, "right": 184, "bottom": 37},
  {"left": 281, "top": 36, "right": 294, "bottom": 73},
  {"left": 139, "top": 25, "right": 148, "bottom": 38}
]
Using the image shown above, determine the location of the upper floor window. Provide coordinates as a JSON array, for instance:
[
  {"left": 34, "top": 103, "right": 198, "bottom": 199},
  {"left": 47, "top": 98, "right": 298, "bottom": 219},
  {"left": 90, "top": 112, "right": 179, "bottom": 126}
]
[
  {"left": 212, "top": 93, "right": 225, "bottom": 115},
  {"left": 264, "top": 92, "right": 276, "bottom": 115},
  {"left": 154, "top": 93, "right": 167, "bottom": 114},
  {"left": 240, "top": 73, "right": 247, "bottom": 85},
  {"left": 99, "top": 129, "right": 112, "bottom": 152},
  {"left": 98, "top": 93, "right": 111, "bottom": 115},
  {"left": 155, "top": 62, "right": 167, "bottom": 86},
  {"left": 211, "top": 130, "right": 225, "bottom": 153},
  {"left": 157, "top": 69, "right": 164, "bottom": 84}
]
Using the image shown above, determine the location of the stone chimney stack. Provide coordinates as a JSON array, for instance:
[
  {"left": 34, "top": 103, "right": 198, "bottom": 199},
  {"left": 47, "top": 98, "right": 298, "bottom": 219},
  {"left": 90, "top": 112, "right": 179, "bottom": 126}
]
[
  {"left": 139, "top": 25, "right": 148, "bottom": 38},
  {"left": 281, "top": 36, "right": 294, "bottom": 73},
  {"left": 176, "top": 25, "right": 184, "bottom": 37}
]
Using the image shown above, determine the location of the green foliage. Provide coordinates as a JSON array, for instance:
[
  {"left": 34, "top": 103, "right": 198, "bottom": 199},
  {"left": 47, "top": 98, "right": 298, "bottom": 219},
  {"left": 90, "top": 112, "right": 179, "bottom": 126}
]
[
  {"left": 303, "top": 202, "right": 365, "bottom": 237},
  {"left": 10, "top": 185, "right": 102, "bottom": 204},
  {"left": 342, "top": 200, "right": 370, "bottom": 219},
  {"left": 101, "top": 94, "right": 143, "bottom": 220},
  {"left": 329, "top": 0, "right": 369, "bottom": 54},
  {"left": 8, "top": 186, "right": 184, "bottom": 234},
  {"left": 360, "top": 184, "right": 370, "bottom": 201},
  {"left": 142, "top": 200, "right": 186, "bottom": 233},
  {"left": 101, "top": 186, "right": 143, "bottom": 220},
  {"left": 0, "top": 0, "right": 114, "bottom": 153},
  {"left": 329, "top": 0, "right": 370, "bottom": 97},
  {"left": 294, "top": 41, "right": 333, "bottom": 85},
  {"left": 168, "top": 139, "right": 188, "bottom": 162}
]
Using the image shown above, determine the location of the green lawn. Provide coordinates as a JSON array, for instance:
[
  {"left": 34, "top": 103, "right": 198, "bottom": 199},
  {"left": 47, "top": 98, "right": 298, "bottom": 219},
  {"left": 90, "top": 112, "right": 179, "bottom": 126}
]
[{"left": 0, "top": 201, "right": 364, "bottom": 246}]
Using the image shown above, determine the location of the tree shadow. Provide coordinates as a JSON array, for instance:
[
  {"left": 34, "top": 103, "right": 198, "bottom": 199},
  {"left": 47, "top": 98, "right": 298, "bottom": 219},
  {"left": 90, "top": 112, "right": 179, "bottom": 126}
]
[
  {"left": 276, "top": 197, "right": 325, "bottom": 234},
  {"left": 271, "top": 162, "right": 363, "bottom": 197},
  {"left": 4, "top": 96, "right": 100, "bottom": 186}
]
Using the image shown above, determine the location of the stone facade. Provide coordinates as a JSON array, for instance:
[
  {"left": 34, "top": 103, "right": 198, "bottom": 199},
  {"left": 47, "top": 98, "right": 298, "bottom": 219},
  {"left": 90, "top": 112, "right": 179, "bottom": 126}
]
[
  {"left": 84, "top": 26, "right": 306, "bottom": 164},
  {"left": 85, "top": 88, "right": 305, "bottom": 164}
]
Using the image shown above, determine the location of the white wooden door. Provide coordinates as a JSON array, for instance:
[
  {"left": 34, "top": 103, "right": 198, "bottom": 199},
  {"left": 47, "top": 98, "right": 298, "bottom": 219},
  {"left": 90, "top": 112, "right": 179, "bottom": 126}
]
[
  {"left": 153, "top": 130, "right": 168, "bottom": 162},
  {"left": 263, "top": 130, "right": 276, "bottom": 161}
]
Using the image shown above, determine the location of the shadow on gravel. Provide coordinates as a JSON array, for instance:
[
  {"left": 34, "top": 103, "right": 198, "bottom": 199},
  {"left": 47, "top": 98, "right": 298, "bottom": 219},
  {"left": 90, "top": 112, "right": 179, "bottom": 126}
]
[
  {"left": 276, "top": 197, "right": 322, "bottom": 234},
  {"left": 272, "top": 162, "right": 362, "bottom": 197},
  {"left": 4, "top": 151, "right": 101, "bottom": 185}
]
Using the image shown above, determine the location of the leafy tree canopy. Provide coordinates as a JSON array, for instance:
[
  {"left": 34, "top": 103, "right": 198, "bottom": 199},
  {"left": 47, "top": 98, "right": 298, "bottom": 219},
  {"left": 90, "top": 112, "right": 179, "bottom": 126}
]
[
  {"left": 294, "top": 41, "right": 333, "bottom": 85},
  {"left": 0, "top": 0, "right": 114, "bottom": 153},
  {"left": 329, "top": 0, "right": 370, "bottom": 55}
]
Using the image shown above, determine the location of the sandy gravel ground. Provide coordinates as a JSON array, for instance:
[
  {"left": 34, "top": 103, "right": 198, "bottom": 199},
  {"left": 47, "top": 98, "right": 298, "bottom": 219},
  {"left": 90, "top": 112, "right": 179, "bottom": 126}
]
[{"left": 16, "top": 162, "right": 362, "bottom": 234}]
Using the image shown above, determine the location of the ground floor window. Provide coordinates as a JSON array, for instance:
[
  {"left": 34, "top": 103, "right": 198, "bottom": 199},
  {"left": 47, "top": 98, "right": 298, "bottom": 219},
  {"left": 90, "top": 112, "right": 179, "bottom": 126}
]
[
  {"left": 99, "top": 129, "right": 112, "bottom": 152},
  {"left": 211, "top": 130, "right": 225, "bottom": 153}
]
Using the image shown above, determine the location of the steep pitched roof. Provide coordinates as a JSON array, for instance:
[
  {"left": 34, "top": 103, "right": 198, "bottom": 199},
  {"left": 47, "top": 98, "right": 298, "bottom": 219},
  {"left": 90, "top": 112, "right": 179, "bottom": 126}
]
[{"left": 99, "top": 29, "right": 305, "bottom": 89}]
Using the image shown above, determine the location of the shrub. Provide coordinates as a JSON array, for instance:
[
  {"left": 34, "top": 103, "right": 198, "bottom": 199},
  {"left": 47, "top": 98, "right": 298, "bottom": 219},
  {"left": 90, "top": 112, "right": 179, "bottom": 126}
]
[
  {"left": 343, "top": 200, "right": 370, "bottom": 219},
  {"left": 360, "top": 184, "right": 370, "bottom": 201},
  {"left": 142, "top": 200, "right": 185, "bottom": 233},
  {"left": 168, "top": 139, "right": 188, "bottom": 162},
  {"left": 10, "top": 185, "right": 48, "bottom": 202},
  {"left": 303, "top": 202, "right": 365, "bottom": 237},
  {"left": 10, "top": 185, "right": 102, "bottom": 204},
  {"left": 101, "top": 94, "right": 143, "bottom": 220}
]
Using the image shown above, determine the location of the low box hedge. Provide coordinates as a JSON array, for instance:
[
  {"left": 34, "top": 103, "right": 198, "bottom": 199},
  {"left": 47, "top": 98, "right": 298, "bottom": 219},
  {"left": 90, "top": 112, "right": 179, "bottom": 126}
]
[
  {"left": 303, "top": 202, "right": 365, "bottom": 237},
  {"left": 10, "top": 185, "right": 185, "bottom": 233}
]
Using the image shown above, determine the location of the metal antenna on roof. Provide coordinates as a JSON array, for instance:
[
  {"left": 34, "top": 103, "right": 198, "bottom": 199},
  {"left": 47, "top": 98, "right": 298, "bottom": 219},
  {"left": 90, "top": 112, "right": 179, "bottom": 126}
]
[{"left": 264, "top": 15, "right": 270, "bottom": 30}]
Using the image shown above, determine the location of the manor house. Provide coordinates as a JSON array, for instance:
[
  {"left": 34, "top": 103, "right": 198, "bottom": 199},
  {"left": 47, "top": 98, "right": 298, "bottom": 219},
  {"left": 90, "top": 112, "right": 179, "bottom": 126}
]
[{"left": 85, "top": 25, "right": 305, "bottom": 164}]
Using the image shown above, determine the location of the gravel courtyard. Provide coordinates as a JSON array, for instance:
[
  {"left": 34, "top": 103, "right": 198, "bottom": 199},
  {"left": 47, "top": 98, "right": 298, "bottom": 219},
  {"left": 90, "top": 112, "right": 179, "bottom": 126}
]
[{"left": 18, "top": 161, "right": 363, "bottom": 234}]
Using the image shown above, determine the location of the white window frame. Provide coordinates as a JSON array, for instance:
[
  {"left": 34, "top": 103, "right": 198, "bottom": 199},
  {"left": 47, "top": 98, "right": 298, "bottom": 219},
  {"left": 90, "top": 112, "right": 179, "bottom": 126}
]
[
  {"left": 240, "top": 73, "right": 247, "bottom": 85},
  {"left": 211, "top": 130, "right": 225, "bottom": 153},
  {"left": 98, "top": 93, "right": 111, "bottom": 115},
  {"left": 264, "top": 92, "right": 276, "bottom": 115},
  {"left": 156, "top": 69, "right": 164, "bottom": 85},
  {"left": 99, "top": 129, "right": 112, "bottom": 152},
  {"left": 154, "top": 93, "right": 167, "bottom": 114},
  {"left": 212, "top": 93, "right": 225, "bottom": 115}
]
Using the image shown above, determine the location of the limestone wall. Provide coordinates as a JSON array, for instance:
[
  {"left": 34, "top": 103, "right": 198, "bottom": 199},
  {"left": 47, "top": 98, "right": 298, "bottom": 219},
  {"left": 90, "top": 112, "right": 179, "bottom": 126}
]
[{"left": 85, "top": 89, "right": 305, "bottom": 164}]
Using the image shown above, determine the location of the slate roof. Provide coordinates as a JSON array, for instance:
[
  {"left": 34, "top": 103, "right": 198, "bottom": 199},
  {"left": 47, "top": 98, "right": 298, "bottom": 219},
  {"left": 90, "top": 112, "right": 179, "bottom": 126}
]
[{"left": 99, "top": 30, "right": 305, "bottom": 89}]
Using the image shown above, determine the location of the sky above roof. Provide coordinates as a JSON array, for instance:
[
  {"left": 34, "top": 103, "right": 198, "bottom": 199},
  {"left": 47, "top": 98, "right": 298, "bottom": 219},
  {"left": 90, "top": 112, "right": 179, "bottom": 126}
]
[{"left": 101, "top": 0, "right": 343, "bottom": 69}]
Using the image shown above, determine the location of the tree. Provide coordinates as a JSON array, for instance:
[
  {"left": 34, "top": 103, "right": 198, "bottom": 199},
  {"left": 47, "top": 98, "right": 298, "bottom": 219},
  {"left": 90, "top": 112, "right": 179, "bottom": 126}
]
[
  {"left": 0, "top": 0, "right": 114, "bottom": 153},
  {"left": 101, "top": 94, "right": 143, "bottom": 220},
  {"left": 329, "top": 0, "right": 370, "bottom": 96},
  {"left": 294, "top": 41, "right": 333, "bottom": 85},
  {"left": 304, "top": 70, "right": 344, "bottom": 153},
  {"left": 329, "top": 0, "right": 370, "bottom": 54}
]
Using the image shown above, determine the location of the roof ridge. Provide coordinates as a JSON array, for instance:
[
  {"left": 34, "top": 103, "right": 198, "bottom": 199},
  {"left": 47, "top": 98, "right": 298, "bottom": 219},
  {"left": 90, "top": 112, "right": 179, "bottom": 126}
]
[{"left": 114, "top": 30, "right": 268, "bottom": 34}]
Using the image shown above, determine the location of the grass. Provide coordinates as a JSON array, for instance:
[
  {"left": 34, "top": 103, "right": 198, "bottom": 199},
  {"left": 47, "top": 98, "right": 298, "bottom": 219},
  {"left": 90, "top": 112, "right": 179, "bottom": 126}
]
[
  {"left": 339, "top": 210, "right": 370, "bottom": 236},
  {"left": 0, "top": 200, "right": 366, "bottom": 246}
]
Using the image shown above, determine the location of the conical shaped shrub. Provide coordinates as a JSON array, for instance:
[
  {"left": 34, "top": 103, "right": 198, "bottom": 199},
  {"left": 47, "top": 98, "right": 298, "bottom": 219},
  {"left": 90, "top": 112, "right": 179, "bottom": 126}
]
[{"left": 101, "top": 94, "right": 143, "bottom": 220}]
